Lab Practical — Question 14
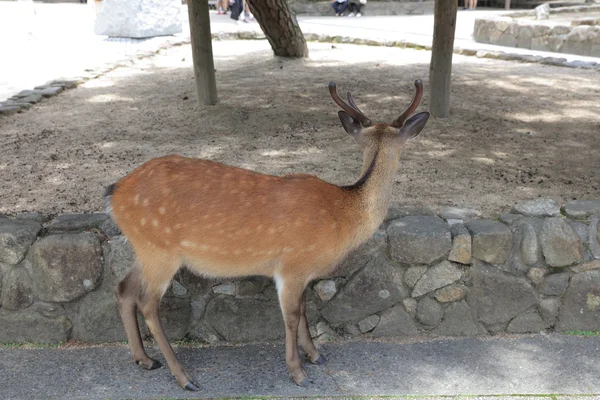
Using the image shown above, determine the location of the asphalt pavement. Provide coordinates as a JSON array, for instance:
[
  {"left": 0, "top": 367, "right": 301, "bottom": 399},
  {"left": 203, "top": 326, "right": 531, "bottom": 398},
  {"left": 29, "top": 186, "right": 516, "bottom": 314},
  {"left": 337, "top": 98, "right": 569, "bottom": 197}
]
[{"left": 1, "top": 334, "right": 599, "bottom": 399}]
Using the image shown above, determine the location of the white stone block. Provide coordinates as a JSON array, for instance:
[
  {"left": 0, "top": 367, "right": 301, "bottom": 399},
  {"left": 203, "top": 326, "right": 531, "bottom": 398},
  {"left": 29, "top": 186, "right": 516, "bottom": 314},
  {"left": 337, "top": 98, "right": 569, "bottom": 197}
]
[{"left": 95, "top": 0, "right": 182, "bottom": 38}]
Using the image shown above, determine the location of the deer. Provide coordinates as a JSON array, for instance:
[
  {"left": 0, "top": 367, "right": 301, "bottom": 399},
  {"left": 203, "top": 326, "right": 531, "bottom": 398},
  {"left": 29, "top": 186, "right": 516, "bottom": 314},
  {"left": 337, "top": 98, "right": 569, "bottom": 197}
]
[{"left": 105, "top": 79, "right": 429, "bottom": 391}]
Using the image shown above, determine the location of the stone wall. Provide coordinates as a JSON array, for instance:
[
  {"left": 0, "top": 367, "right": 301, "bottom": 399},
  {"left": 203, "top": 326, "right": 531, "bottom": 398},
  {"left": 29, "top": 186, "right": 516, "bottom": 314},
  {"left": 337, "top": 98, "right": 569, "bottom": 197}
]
[
  {"left": 474, "top": 5, "right": 600, "bottom": 57},
  {"left": 1, "top": 198, "right": 600, "bottom": 344}
]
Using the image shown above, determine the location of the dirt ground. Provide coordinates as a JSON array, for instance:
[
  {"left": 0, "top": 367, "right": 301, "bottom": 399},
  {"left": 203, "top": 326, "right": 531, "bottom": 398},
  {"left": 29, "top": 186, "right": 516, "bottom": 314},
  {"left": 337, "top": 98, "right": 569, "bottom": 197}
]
[{"left": 1, "top": 40, "right": 599, "bottom": 218}]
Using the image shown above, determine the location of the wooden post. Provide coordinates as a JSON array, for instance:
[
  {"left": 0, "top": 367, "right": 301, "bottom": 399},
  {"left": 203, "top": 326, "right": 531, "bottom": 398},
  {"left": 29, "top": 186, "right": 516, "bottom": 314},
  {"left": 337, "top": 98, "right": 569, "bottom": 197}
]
[
  {"left": 428, "top": 0, "right": 457, "bottom": 118},
  {"left": 505, "top": 0, "right": 511, "bottom": 10},
  {"left": 187, "top": 0, "right": 218, "bottom": 105}
]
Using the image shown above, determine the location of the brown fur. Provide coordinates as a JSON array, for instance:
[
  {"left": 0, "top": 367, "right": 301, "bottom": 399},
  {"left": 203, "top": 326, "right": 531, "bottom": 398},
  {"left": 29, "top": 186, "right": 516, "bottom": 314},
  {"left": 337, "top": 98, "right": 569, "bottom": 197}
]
[{"left": 108, "top": 82, "right": 429, "bottom": 391}]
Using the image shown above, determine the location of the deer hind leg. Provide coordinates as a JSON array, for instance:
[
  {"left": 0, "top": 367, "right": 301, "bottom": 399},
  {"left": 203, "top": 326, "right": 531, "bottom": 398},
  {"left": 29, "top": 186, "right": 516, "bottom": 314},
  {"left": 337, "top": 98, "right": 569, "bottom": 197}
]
[
  {"left": 115, "top": 266, "right": 161, "bottom": 370},
  {"left": 275, "top": 274, "right": 310, "bottom": 386},
  {"left": 298, "top": 293, "right": 326, "bottom": 365},
  {"left": 120, "top": 251, "right": 199, "bottom": 391}
]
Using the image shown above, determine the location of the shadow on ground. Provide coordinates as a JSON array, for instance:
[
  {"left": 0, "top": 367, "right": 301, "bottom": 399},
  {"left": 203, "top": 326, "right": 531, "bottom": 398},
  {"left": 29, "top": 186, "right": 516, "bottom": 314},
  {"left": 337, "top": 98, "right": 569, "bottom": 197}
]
[{"left": 0, "top": 41, "right": 598, "bottom": 215}]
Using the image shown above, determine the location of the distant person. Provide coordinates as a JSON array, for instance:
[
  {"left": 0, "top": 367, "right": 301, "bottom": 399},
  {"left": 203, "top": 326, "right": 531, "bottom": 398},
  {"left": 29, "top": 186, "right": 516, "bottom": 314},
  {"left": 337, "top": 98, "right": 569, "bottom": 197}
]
[
  {"left": 216, "top": 0, "right": 228, "bottom": 14},
  {"left": 230, "top": 0, "right": 245, "bottom": 23},
  {"left": 347, "top": 0, "right": 365, "bottom": 17},
  {"left": 464, "top": 0, "right": 478, "bottom": 9},
  {"left": 332, "top": 0, "right": 348, "bottom": 16}
]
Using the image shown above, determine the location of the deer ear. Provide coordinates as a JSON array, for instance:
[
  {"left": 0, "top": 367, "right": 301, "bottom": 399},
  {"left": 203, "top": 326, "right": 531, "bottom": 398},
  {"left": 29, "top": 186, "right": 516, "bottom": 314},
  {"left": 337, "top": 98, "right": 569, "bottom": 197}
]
[
  {"left": 398, "top": 111, "right": 429, "bottom": 143},
  {"left": 338, "top": 111, "right": 362, "bottom": 139}
]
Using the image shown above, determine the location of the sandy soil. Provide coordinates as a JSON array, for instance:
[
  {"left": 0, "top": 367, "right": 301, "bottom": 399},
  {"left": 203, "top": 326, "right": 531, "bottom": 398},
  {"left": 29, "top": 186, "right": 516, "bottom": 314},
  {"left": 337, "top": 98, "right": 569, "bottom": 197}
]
[{"left": 1, "top": 40, "right": 599, "bottom": 218}]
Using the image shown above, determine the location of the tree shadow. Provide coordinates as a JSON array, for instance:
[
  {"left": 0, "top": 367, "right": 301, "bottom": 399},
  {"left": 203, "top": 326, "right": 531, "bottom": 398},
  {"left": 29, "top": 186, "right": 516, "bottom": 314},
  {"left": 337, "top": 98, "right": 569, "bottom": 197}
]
[{"left": 0, "top": 42, "right": 598, "bottom": 216}]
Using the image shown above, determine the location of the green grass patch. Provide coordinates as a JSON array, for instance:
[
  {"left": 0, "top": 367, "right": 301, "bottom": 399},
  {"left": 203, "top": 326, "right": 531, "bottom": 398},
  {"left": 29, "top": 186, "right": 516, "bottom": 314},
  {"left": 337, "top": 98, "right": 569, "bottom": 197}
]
[{"left": 565, "top": 330, "right": 600, "bottom": 337}]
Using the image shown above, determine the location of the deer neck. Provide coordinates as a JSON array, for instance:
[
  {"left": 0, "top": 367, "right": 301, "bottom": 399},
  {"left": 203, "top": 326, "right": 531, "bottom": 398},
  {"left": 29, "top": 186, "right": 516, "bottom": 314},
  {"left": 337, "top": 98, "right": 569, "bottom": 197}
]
[{"left": 344, "top": 145, "right": 401, "bottom": 246}]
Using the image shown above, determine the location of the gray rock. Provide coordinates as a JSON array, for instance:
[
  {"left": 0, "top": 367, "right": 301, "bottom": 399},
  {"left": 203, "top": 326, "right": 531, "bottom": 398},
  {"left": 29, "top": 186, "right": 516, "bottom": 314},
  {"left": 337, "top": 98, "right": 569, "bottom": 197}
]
[
  {"left": 70, "top": 287, "right": 128, "bottom": 342},
  {"left": 467, "top": 262, "right": 537, "bottom": 325},
  {"left": 237, "top": 277, "right": 270, "bottom": 297},
  {"left": 570, "top": 259, "right": 600, "bottom": 273},
  {"left": 527, "top": 266, "right": 548, "bottom": 286},
  {"left": 158, "top": 296, "right": 192, "bottom": 341},
  {"left": 404, "top": 266, "right": 427, "bottom": 288},
  {"left": 321, "top": 257, "right": 407, "bottom": 325},
  {"left": 1, "top": 267, "right": 34, "bottom": 310},
  {"left": 312, "top": 321, "right": 336, "bottom": 341},
  {"left": 358, "top": 314, "right": 380, "bottom": 333},
  {"left": 19, "top": 94, "right": 43, "bottom": 104},
  {"left": 188, "top": 318, "right": 221, "bottom": 344},
  {"left": 568, "top": 220, "right": 589, "bottom": 253},
  {"left": 590, "top": 216, "right": 600, "bottom": 259},
  {"left": 541, "top": 218, "right": 582, "bottom": 267},
  {"left": 171, "top": 280, "right": 188, "bottom": 298},
  {"left": 448, "top": 223, "right": 472, "bottom": 265},
  {"left": 0, "top": 105, "right": 21, "bottom": 115},
  {"left": 49, "top": 79, "right": 80, "bottom": 89},
  {"left": 520, "top": 222, "right": 540, "bottom": 265},
  {"left": 541, "top": 57, "right": 568, "bottom": 66},
  {"left": 14, "top": 89, "right": 42, "bottom": 98},
  {"left": 385, "top": 205, "right": 435, "bottom": 222},
  {"left": 0, "top": 219, "right": 41, "bottom": 265},
  {"left": 313, "top": 279, "right": 337, "bottom": 301},
  {"left": 539, "top": 297, "right": 561, "bottom": 326},
  {"left": 99, "top": 218, "right": 120, "bottom": 237},
  {"left": 30, "top": 233, "right": 103, "bottom": 302},
  {"left": 343, "top": 323, "right": 361, "bottom": 336},
  {"left": 16, "top": 213, "right": 47, "bottom": 223},
  {"left": 371, "top": 304, "right": 419, "bottom": 337},
  {"left": 47, "top": 213, "right": 109, "bottom": 233},
  {"left": 465, "top": 220, "right": 512, "bottom": 265},
  {"left": 412, "top": 260, "right": 462, "bottom": 298},
  {"left": 40, "top": 86, "right": 64, "bottom": 97},
  {"left": 538, "top": 272, "right": 570, "bottom": 296},
  {"left": 102, "top": 236, "right": 135, "bottom": 286},
  {"left": 434, "top": 301, "right": 487, "bottom": 336},
  {"left": 388, "top": 216, "right": 451, "bottom": 265},
  {"left": 204, "top": 295, "right": 284, "bottom": 342},
  {"left": 514, "top": 198, "right": 560, "bottom": 217},
  {"left": 36, "top": 302, "right": 65, "bottom": 319},
  {"left": 563, "top": 200, "right": 600, "bottom": 218},
  {"left": 213, "top": 282, "right": 236, "bottom": 296},
  {"left": 416, "top": 296, "right": 443, "bottom": 327},
  {"left": 566, "top": 60, "right": 597, "bottom": 69},
  {"left": 440, "top": 207, "right": 481, "bottom": 221},
  {"left": 0, "top": 309, "right": 71, "bottom": 343},
  {"left": 507, "top": 311, "right": 545, "bottom": 333},
  {"left": 556, "top": 270, "right": 600, "bottom": 332},
  {"left": 434, "top": 284, "right": 466, "bottom": 303},
  {"left": 331, "top": 229, "right": 386, "bottom": 278},
  {"left": 499, "top": 213, "right": 523, "bottom": 225},
  {"left": 403, "top": 298, "right": 417, "bottom": 317}
]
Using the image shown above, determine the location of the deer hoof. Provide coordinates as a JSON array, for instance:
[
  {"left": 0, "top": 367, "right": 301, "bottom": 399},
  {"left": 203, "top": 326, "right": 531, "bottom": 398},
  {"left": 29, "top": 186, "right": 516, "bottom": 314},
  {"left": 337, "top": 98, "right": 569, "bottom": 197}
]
[
  {"left": 135, "top": 358, "right": 162, "bottom": 370},
  {"left": 311, "top": 354, "right": 327, "bottom": 365},
  {"left": 297, "top": 378, "right": 311, "bottom": 388},
  {"left": 184, "top": 381, "right": 200, "bottom": 391}
]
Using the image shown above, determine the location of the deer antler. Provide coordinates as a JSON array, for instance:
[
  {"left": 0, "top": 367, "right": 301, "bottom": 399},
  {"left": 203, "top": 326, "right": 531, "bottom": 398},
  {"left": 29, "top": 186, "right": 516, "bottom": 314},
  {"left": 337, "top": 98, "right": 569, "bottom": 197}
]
[
  {"left": 329, "top": 82, "right": 372, "bottom": 127},
  {"left": 391, "top": 79, "right": 424, "bottom": 128}
]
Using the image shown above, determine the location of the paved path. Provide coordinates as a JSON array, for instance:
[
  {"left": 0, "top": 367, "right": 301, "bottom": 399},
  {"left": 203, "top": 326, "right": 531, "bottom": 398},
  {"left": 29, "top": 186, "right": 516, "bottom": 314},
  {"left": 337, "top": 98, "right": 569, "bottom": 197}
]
[
  {"left": 1, "top": 334, "right": 600, "bottom": 399},
  {"left": 1, "top": 2, "right": 599, "bottom": 102}
]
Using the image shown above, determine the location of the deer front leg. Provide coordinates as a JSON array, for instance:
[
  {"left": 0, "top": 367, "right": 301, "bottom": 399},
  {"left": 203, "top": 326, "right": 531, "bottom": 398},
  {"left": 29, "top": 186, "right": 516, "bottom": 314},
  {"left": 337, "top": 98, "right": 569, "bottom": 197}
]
[
  {"left": 276, "top": 275, "right": 309, "bottom": 386},
  {"left": 141, "top": 293, "right": 200, "bottom": 391}
]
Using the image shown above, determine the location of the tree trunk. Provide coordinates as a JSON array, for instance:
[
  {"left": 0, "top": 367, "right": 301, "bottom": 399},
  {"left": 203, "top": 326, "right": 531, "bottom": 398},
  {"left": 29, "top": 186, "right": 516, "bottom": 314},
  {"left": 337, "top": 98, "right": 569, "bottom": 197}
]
[
  {"left": 187, "top": 0, "right": 218, "bottom": 105},
  {"left": 428, "top": 0, "right": 457, "bottom": 118},
  {"left": 246, "top": 0, "right": 308, "bottom": 58}
]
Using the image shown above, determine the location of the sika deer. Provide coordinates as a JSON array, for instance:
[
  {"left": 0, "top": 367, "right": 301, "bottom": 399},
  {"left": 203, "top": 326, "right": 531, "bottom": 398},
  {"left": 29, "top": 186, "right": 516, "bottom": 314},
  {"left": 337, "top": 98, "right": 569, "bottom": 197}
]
[{"left": 106, "top": 80, "right": 429, "bottom": 391}]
